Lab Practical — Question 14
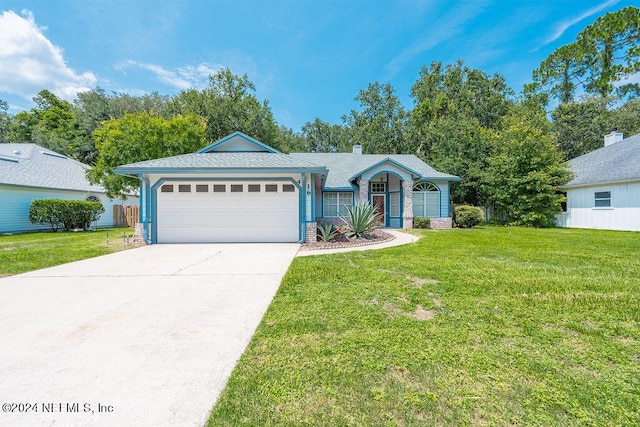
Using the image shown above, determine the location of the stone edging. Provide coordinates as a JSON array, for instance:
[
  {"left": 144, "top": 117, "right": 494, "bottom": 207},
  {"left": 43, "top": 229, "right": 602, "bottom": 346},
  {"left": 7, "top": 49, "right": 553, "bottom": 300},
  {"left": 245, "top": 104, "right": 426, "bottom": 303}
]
[{"left": 299, "top": 230, "right": 396, "bottom": 251}]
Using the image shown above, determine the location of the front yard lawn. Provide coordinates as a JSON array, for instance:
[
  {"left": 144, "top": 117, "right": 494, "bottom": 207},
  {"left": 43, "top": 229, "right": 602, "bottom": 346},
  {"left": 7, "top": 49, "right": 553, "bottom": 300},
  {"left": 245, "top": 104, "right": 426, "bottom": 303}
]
[
  {"left": 209, "top": 227, "right": 640, "bottom": 426},
  {"left": 0, "top": 228, "right": 134, "bottom": 276}
]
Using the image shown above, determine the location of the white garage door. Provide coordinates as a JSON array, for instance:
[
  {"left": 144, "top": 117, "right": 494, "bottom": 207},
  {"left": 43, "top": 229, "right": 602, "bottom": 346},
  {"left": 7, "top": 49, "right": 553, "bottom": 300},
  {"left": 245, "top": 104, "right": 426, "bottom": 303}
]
[{"left": 156, "top": 182, "right": 299, "bottom": 243}]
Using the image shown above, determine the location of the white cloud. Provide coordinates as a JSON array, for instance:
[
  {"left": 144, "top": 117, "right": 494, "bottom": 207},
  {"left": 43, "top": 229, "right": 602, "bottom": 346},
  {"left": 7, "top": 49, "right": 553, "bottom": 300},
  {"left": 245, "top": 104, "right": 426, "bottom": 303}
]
[
  {"left": 116, "top": 60, "right": 223, "bottom": 90},
  {"left": 0, "top": 10, "right": 96, "bottom": 101},
  {"left": 543, "top": 0, "right": 620, "bottom": 45}
]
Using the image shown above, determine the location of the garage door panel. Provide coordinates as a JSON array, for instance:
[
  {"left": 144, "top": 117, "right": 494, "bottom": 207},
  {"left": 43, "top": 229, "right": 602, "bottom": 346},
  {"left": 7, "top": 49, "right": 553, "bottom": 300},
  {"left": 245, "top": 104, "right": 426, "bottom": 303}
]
[{"left": 157, "top": 181, "right": 299, "bottom": 243}]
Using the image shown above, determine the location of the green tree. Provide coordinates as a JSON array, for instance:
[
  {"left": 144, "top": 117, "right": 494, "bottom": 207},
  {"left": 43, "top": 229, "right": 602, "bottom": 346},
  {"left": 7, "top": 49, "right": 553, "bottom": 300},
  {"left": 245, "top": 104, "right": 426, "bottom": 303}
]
[
  {"left": 484, "top": 108, "right": 572, "bottom": 227},
  {"left": 88, "top": 112, "right": 207, "bottom": 198},
  {"left": 5, "top": 90, "right": 86, "bottom": 160},
  {"left": 342, "top": 82, "right": 407, "bottom": 154},
  {"left": 172, "top": 68, "right": 279, "bottom": 148},
  {"left": 531, "top": 6, "right": 640, "bottom": 102},
  {"left": 551, "top": 96, "right": 614, "bottom": 160},
  {"left": 301, "top": 118, "right": 349, "bottom": 152},
  {"left": 0, "top": 99, "right": 10, "bottom": 142},
  {"left": 408, "top": 60, "right": 513, "bottom": 204}
]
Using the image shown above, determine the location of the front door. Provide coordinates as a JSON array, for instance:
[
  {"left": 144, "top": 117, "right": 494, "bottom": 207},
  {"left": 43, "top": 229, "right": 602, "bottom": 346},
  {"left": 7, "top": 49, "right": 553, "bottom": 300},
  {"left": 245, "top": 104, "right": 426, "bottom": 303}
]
[{"left": 372, "top": 194, "right": 386, "bottom": 227}]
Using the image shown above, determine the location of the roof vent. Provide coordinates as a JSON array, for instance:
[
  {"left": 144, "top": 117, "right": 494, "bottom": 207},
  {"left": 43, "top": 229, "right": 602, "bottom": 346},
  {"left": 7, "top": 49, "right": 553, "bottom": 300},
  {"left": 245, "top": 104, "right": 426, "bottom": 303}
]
[
  {"left": 41, "top": 151, "right": 68, "bottom": 159},
  {"left": 352, "top": 145, "right": 362, "bottom": 154},
  {"left": 13, "top": 150, "right": 21, "bottom": 155},
  {"left": 604, "top": 129, "right": 623, "bottom": 146}
]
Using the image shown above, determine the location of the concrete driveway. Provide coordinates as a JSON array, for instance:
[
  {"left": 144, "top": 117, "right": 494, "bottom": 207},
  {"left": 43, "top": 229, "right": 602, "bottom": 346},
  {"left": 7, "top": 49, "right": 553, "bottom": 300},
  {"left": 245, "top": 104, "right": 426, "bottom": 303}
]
[{"left": 0, "top": 243, "right": 299, "bottom": 427}]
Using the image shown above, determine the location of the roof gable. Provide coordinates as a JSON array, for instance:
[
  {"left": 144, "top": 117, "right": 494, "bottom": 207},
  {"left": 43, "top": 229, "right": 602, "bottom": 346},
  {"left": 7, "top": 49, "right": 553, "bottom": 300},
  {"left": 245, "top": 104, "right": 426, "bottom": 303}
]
[
  {"left": 350, "top": 157, "right": 422, "bottom": 182},
  {"left": 566, "top": 133, "right": 640, "bottom": 187},
  {"left": 198, "top": 131, "right": 280, "bottom": 153}
]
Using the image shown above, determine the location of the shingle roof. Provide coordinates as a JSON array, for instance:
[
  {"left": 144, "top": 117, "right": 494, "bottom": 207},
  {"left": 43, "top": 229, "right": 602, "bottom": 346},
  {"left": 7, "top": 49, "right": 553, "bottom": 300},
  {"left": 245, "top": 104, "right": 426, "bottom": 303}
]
[
  {"left": 565, "top": 133, "right": 640, "bottom": 187},
  {"left": 115, "top": 152, "right": 325, "bottom": 172},
  {"left": 0, "top": 143, "right": 106, "bottom": 192},
  {"left": 290, "top": 153, "right": 460, "bottom": 188}
]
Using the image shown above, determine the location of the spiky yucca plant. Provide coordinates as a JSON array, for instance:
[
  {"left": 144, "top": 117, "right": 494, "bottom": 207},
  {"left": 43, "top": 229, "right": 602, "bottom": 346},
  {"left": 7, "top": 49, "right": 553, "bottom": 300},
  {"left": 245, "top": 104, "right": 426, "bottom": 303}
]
[
  {"left": 339, "top": 201, "right": 382, "bottom": 239},
  {"left": 317, "top": 223, "right": 339, "bottom": 242}
]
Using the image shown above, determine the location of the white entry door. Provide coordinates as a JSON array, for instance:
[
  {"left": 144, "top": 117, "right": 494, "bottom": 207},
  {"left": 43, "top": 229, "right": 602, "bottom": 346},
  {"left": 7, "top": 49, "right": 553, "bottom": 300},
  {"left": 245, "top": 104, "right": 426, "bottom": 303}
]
[{"left": 156, "top": 182, "right": 299, "bottom": 243}]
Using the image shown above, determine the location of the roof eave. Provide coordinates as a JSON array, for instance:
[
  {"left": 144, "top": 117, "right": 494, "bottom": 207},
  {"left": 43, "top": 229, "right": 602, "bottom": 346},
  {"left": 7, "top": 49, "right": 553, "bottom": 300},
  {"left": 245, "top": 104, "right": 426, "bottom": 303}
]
[{"left": 114, "top": 166, "right": 328, "bottom": 176}]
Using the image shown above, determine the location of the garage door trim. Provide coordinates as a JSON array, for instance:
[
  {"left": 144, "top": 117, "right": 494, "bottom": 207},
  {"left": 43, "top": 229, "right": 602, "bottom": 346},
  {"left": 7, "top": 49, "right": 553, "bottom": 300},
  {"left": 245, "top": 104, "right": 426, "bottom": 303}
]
[{"left": 150, "top": 177, "right": 303, "bottom": 244}]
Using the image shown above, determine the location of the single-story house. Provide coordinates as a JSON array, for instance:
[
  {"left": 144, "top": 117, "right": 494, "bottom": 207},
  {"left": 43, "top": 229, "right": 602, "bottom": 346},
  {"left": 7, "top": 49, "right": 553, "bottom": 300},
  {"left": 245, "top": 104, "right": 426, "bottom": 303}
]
[
  {"left": 0, "top": 143, "right": 138, "bottom": 233},
  {"left": 556, "top": 131, "right": 640, "bottom": 231},
  {"left": 115, "top": 131, "right": 460, "bottom": 244}
]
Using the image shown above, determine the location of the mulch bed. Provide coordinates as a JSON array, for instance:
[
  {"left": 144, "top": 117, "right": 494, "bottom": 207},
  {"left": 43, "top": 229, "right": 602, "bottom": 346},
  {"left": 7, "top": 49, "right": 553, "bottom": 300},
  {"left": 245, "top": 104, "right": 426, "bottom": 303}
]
[{"left": 299, "top": 229, "right": 395, "bottom": 251}]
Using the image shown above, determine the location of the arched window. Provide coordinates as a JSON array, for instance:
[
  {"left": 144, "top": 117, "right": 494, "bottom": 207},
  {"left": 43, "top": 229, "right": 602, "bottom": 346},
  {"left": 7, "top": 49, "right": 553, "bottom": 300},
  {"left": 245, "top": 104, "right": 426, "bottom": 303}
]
[
  {"left": 86, "top": 195, "right": 100, "bottom": 203},
  {"left": 412, "top": 182, "right": 440, "bottom": 217}
]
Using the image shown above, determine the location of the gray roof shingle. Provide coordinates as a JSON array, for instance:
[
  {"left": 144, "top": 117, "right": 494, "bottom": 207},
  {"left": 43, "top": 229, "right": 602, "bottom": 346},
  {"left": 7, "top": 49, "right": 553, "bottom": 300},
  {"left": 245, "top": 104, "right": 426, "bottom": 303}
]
[
  {"left": 0, "top": 143, "right": 106, "bottom": 192},
  {"left": 566, "top": 133, "right": 640, "bottom": 187},
  {"left": 116, "top": 152, "right": 325, "bottom": 171},
  {"left": 290, "top": 152, "right": 459, "bottom": 188}
]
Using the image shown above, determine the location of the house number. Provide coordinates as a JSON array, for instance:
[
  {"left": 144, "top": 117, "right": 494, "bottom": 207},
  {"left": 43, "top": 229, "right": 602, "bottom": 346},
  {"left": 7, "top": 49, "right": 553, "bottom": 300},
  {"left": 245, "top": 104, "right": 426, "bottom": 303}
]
[{"left": 306, "top": 190, "right": 311, "bottom": 195}]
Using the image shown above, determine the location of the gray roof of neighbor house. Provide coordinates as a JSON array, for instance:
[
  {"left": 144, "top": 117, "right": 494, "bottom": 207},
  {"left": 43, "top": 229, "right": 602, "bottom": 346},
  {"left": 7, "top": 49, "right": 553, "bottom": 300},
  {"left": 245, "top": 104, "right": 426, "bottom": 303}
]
[
  {"left": 565, "top": 133, "right": 640, "bottom": 187},
  {"left": 115, "top": 152, "right": 326, "bottom": 172},
  {"left": 0, "top": 143, "right": 106, "bottom": 193},
  {"left": 290, "top": 152, "right": 460, "bottom": 188}
]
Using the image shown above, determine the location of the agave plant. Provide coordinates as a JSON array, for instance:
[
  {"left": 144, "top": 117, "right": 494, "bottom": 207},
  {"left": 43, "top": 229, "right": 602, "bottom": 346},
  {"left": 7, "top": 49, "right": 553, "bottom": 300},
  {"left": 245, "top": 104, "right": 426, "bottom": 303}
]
[
  {"left": 339, "top": 200, "right": 382, "bottom": 239},
  {"left": 317, "top": 223, "right": 339, "bottom": 242}
]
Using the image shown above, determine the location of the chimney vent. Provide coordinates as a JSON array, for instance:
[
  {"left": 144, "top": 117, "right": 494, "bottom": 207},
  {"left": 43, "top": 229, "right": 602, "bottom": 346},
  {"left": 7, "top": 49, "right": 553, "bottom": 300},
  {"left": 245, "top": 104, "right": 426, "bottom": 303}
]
[
  {"left": 604, "top": 130, "right": 624, "bottom": 146},
  {"left": 352, "top": 145, "right": 362, "bottom": 154}
]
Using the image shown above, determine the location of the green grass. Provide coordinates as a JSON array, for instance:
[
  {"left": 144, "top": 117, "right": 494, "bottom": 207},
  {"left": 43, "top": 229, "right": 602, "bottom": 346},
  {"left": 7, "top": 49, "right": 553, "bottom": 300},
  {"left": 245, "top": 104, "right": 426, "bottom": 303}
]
[
  {"left": 0, "top": 228, "right": 135, "bottom": 276},
  {"left": 208, "top": 227, "right": 640, "bottom": 426}
]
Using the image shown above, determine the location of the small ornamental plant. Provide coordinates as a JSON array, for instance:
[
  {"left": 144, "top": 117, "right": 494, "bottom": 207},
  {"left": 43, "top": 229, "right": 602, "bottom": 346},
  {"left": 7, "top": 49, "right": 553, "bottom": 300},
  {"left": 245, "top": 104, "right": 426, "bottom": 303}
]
[
  {"left": 413, "top": 217, "right": 431, "bottom": 229},
  {"left": 454, "top": 205, "right": 484, "bottom": 228},
  {"left": 317, "top": 223, "right": 339, "bottom": 242},
  {"left": 339, "top": 201, "right": 382, "bottom": 239}
]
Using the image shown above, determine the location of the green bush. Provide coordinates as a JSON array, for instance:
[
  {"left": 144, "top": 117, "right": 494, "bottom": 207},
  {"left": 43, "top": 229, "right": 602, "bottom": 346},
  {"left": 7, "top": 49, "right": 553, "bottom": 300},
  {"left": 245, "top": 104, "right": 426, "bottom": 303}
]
[
  {"left": 317, "top": 223, "right": 339, "bottom": 242},
  {"left": 413, "top": 217, "right": 431, "bottom": 229},
  {"left": 454, "top": 205, "right": 484, "bottom": 228},
  {"left": 340, "top": 201, "right": 382, "bottom": 239},
  {"left": 29, "top": 199, "right": 105, "bottom": 231}
]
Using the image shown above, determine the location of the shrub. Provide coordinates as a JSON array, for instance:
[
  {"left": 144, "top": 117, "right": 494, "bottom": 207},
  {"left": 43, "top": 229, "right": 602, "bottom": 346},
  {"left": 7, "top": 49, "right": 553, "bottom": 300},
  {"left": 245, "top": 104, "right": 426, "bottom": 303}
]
[
  {"left": 413, "top": 217, "right": 431, "bottom": 229},
  {"left": 317, "top": 224, "right": 339, "bottom": 242},
  {"left": 454, "top": 205, "right": 484, "bottom": 228},
  {"left": 29, "top": 199, "right": 105, "bottom": 231},
  {"left": 340, "top": 201, "right": 382, "bottom": 239}
]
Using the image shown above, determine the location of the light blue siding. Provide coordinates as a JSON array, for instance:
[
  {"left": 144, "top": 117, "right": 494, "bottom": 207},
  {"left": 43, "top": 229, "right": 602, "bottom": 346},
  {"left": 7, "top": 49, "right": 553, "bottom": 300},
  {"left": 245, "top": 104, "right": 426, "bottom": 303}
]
[{"left": 0, "top": 185, "right": 138, "bottom": 233}]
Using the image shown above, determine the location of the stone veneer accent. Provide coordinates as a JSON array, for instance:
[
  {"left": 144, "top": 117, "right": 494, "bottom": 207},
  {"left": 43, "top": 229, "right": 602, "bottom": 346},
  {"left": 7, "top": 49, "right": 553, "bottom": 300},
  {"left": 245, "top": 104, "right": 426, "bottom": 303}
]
[
  {"left": 305, "top": 222, "right": 318, "bottom": 243},
  {"left": 359, "top": 179, "right": 369, "bottom": 203},
  {"left": 430, "top": 217, "right": 453, "bottom": 229},
  {"left": 402, "top": 180, "right": 414, "bottom": 229}
]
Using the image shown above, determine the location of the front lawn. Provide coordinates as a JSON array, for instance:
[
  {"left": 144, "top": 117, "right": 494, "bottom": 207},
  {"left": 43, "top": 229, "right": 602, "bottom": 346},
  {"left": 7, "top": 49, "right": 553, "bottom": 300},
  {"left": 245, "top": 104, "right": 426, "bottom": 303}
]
[
  {"left": 0, "top": 228, "right": 134, "bottom": 276},
  {"left": 209, "top": 227, "right": 640, "bottom": 426}
]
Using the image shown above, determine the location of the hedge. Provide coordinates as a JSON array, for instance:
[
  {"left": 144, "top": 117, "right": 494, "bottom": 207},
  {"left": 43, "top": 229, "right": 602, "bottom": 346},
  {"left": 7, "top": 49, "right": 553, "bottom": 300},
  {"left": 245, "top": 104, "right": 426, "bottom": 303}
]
[{"left": 29, "top": 199, "right": 105, "bottom": 232}]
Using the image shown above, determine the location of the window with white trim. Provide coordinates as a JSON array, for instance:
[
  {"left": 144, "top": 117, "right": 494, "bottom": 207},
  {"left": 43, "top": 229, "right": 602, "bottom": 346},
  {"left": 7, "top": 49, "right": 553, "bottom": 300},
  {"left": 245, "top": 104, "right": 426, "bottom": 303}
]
[
  {"left": 323, "top": 192, "right": 353, "bottom": 217},
  {"left": 594, "top": 191, "right": 611, "bottom": 207},
  {"left": 371, "top": 182, "right": 386, "bottom": 193},
  {"left": 389, "top": 192, "right": 400, "bottom": 217},
  {"left": 412, "top": 182, "right": 440, "bottom": 217}
]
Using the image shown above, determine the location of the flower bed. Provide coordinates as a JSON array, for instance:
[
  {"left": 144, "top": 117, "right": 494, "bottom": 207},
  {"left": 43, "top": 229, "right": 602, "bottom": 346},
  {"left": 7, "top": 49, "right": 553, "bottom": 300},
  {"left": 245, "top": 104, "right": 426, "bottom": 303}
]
[{"left": 299, "top": 229, "right": 395, "bottom": 251}]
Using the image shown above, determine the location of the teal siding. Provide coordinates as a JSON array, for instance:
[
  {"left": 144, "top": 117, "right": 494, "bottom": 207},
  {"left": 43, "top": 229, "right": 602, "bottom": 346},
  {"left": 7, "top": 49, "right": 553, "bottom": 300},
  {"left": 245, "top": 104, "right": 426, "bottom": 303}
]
[{"left": 0, "top": 184, "right": 137, "bottom": 233}]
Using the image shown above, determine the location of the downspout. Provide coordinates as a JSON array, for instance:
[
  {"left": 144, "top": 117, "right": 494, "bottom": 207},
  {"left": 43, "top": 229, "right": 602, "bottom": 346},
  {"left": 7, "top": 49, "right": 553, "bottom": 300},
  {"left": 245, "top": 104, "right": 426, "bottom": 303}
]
[
  {"left": 299, "top": 173, "right": 307, "bottom": 243},
  {"left": 141, "top": 176, "right": 152, "bottom": 245}
]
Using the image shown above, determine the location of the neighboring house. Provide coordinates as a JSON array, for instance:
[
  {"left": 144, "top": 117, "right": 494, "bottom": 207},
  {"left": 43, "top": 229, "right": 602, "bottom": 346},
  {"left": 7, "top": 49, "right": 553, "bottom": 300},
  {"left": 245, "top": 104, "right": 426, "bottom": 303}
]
[
  {"left": 556, "top": 131, "right": 640, "bottom": 232},
  {"left": 0, "top": 143, "right": 138, "bottom": 233},
  {"left": 114, "top": 131, "right": 460, "bottom": 244}
]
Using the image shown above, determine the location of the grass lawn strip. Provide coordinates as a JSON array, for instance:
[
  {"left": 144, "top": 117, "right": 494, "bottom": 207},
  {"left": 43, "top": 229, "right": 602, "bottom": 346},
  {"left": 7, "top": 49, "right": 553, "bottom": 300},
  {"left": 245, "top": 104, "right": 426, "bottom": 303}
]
[
  {"left": 0, "top": 228, "right": 134, "bottom": 276},
  {"left": 209, "top": 227, "right": 640, "bottom": 426}
]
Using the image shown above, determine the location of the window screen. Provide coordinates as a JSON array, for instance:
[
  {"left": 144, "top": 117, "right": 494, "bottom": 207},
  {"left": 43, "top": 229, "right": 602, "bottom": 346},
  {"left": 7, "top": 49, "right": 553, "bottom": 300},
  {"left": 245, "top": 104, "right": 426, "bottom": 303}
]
[{"left": 594, "top": 191, "right": 611, "bottom": 207}]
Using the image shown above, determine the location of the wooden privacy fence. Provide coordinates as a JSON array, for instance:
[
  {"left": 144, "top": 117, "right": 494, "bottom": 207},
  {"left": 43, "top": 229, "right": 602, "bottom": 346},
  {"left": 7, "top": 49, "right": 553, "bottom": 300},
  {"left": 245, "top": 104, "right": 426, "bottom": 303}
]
[{"left": 113, "top": 205, "right": 139, "bottom": 227}]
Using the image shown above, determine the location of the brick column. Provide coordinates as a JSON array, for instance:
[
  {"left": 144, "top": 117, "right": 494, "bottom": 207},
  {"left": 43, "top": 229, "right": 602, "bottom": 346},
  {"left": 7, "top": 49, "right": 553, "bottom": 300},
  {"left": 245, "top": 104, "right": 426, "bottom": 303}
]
[
  {"left": 359, "top": 179, "right": 369, "bottom": 203},
  {"left": 402, "top": 180, "right": 414, "bottom": 229},
  {"left": 305, "top": 222, "right": 317, "bottom": 243}
]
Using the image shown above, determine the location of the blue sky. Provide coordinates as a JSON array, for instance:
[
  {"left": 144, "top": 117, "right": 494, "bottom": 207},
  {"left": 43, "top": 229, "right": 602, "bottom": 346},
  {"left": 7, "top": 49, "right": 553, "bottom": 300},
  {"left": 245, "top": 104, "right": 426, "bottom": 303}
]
[{"left": 0, "top": 0, "right": 635, "bottom": 131}]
